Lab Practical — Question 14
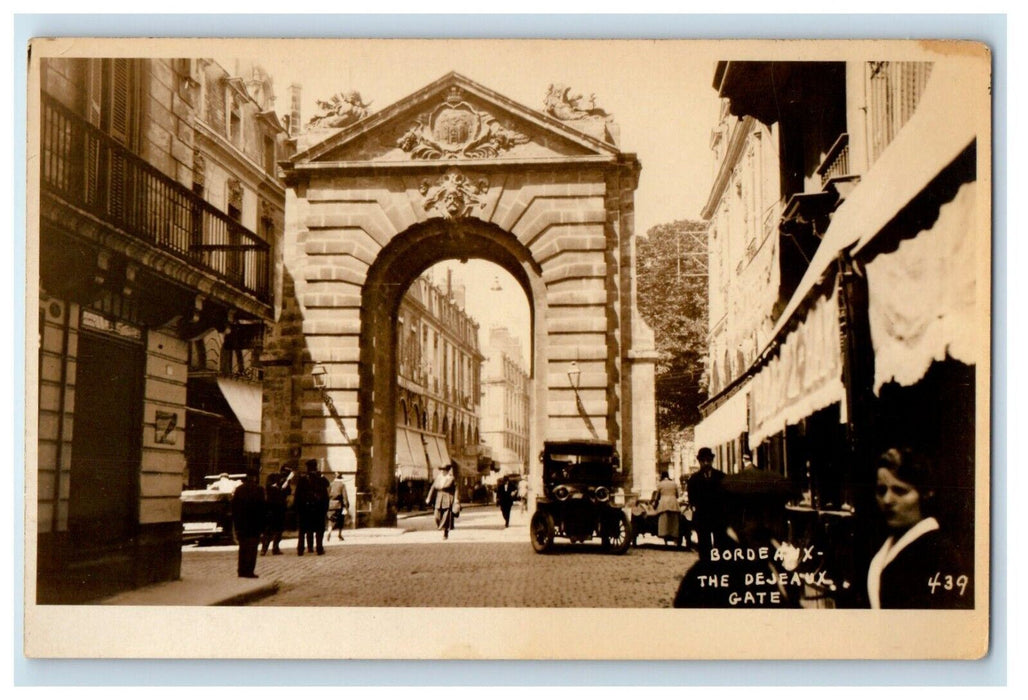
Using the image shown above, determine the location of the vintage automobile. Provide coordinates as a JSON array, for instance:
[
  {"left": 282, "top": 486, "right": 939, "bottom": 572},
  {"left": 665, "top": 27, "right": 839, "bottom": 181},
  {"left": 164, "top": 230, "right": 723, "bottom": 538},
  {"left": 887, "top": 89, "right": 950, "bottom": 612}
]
[
  {"left": 180, "top": 473, "right": 245, "bottom": 545},
  {"left": 530, "top": 440, "right": 632, "bottom": 554}
]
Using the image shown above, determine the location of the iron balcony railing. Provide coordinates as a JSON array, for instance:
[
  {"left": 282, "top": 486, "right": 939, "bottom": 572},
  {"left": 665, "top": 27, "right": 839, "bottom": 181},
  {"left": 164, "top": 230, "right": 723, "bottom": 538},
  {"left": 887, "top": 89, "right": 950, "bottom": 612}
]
[
  {"left": 817, "top": 133, "right": 851, "bottom": 189},
  {"left": 41, "top": 92, "right": 271, "bottom": 304}
]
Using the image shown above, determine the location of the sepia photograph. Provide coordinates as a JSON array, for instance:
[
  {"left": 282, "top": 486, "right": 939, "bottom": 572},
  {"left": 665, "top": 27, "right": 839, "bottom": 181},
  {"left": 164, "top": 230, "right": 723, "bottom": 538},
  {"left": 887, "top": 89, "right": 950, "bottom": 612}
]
[{"left": 23, "top": 35, "right": 992, "bottom": 660}]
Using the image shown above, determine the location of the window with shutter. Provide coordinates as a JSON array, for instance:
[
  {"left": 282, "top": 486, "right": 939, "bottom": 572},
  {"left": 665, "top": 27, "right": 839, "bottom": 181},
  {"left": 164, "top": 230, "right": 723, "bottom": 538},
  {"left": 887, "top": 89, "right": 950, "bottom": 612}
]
[
  {"left": 83, "top": 61, "right": 104, "bottom": 207},
  {"left": 106, "top": 59, "right": 133, "bottom": 145},
  {"left": 101, "top": 59, "right": 137, "bottom": 221}
]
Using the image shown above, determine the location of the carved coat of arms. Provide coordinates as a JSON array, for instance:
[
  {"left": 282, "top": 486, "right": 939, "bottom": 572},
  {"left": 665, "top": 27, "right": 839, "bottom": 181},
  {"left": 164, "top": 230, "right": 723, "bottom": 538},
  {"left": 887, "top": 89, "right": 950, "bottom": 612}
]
[{"left": 398, "top": 87, "right": 529, "bottom": 159}]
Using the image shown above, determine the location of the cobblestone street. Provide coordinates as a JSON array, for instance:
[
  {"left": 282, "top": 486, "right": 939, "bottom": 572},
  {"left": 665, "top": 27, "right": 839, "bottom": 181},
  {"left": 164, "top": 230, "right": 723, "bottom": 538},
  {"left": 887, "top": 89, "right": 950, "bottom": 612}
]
[{"left": 181, "top": 505, "right": 696, "bottom": 607}]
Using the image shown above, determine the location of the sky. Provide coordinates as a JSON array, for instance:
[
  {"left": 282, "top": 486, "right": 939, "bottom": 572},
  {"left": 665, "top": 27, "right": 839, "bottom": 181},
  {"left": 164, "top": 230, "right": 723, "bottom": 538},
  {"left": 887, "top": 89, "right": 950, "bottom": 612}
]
[
  {"left": 242, "top": 39, "right": 725, "bottom": 356},
  {"left": 254, "top": 39, "right": 723, "bottom": 231}
]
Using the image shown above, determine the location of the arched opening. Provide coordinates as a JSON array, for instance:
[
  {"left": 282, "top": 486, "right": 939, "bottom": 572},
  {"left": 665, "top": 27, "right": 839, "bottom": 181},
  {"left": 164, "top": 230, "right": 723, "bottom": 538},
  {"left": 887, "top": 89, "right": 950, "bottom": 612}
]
[{"left": 359, "top": 217, "right": 545, "bottom": 525}]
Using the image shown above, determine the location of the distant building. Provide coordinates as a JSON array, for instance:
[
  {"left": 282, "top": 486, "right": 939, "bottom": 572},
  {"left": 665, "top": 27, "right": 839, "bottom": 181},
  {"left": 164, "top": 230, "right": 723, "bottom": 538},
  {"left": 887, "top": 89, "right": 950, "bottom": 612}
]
[
  {"left": 480, "top": 326, "right": 530, "bottom": 478},
  {"left": 394, "top": 271, "right": 484, "bottom": 508},
  {"left": 37, "top": 57, "right": 285, "bottom": 602}
]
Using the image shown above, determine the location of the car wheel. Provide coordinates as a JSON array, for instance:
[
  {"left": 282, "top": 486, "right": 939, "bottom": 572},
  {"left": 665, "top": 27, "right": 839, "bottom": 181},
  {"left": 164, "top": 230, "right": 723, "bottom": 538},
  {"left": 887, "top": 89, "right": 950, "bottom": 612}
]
[
  {"left": 603, "top": 511, "right": 632, "bottom": 555},
  {"left": 530, "top": 510, "right": 555, "bottom": 554}
]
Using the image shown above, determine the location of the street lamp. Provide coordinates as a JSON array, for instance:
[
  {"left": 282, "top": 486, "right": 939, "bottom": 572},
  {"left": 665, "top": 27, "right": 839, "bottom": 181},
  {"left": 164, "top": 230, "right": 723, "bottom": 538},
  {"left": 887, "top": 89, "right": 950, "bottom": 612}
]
[
  {"left": 567, "top": 361, "right": 581, "bottom": 392},
  {"left": 311, "top": 363, "right": 328, "bottom": 391}
]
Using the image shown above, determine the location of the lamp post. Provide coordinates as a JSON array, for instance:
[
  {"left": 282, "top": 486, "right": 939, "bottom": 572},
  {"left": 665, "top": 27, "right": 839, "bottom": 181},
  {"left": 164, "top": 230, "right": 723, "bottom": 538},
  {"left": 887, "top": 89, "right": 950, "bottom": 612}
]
[
  {"left": 311, "top": 363, "right": 328, "bottom": 392},
  {"left": 567, "top": 361, "right": 581, "bottom": 392}
]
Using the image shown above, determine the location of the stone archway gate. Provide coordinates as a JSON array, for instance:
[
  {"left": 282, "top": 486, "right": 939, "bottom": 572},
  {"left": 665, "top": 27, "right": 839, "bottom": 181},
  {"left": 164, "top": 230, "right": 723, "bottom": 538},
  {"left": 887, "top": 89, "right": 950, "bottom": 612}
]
[{"left": 263, "top": 73, "right": 658, "bottom": 526}]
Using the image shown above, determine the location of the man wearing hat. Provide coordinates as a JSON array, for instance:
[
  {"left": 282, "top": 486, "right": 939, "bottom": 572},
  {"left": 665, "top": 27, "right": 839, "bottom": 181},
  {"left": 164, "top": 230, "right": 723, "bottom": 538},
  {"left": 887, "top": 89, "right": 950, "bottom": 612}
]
[
  {"left": 687, "top": 447, "right": 726, "bottom": 561},
  {"left": 426, "top": 461, "right": 459, "bottom": 540},
  {"left": 295, "top": 459, "right": 331, "bottom": 555},
  {"left": 231, "top": 468, "right": 266, "bottom": 578}
]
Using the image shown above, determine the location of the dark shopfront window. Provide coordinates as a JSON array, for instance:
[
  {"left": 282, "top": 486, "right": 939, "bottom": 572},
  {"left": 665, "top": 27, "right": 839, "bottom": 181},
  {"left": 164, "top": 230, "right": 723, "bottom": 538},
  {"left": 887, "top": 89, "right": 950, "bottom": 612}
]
[{"left": 787, "top": 404, "right": 848, "bottom": 511}]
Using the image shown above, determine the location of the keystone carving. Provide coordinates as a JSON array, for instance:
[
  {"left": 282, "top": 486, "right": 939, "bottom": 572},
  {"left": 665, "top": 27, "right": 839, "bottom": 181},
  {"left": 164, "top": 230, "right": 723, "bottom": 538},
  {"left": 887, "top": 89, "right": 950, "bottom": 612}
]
[
  {"left": 419, "top": 168, "right": 489, "bottom": 219},
  {"left": 398, "top": 87, "right": 529, "bottom": 159}
]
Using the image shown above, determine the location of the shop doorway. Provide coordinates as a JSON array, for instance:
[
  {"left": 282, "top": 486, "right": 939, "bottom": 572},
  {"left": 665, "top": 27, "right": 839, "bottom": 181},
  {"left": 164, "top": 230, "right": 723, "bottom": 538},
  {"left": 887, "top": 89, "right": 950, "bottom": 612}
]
[{"left": 68, "top": 328, "right": 144, "bottom": 552}]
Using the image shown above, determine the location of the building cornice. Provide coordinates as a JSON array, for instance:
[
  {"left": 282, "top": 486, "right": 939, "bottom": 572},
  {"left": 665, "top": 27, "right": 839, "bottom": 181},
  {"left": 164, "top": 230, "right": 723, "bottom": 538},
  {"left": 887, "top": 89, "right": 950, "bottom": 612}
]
[{"left": 700, "top": 116, "right": 755, "bottom": 220}]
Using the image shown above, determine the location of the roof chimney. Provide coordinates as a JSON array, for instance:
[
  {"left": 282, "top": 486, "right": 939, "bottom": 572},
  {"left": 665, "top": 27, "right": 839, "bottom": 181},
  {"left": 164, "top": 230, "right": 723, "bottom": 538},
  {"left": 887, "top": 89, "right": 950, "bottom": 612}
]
[{"left": 288, "top": 83, "right": 302, "bottom": 137}]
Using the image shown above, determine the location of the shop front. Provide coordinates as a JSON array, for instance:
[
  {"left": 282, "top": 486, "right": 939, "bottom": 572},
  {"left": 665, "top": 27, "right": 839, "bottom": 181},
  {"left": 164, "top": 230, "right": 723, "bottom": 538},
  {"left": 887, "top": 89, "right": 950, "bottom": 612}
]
[
  {"left": 694, "top": 382, "right": 750, "bottom": 476},
  {"left": 394, "top": 427, "right": 453, "bottom": 511},
  {"left": 740, "top": 143, "right": 981, "bottom": 608}
]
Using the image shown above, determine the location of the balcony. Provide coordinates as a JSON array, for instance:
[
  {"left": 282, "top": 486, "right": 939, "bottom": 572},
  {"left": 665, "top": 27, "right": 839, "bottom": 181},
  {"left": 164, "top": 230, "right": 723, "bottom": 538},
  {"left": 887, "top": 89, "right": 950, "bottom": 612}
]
[
  {"left": 40, "top": 93, "right": 271, "bottom": 304},
  {"left": 816, "top": 133, "right": 861, "bottom": 202}
]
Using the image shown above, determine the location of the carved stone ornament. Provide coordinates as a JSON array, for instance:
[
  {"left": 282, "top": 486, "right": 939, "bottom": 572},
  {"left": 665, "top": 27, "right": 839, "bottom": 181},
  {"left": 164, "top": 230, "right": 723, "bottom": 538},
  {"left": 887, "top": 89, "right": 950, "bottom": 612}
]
[
  {"left": 192, "top": 149, "right": 206, "bottom": 187},
  {"left": 544, "top": 83, "right": 610, "bottom": 121},
  {"left": 259, "top": 197, "right": 274, "bottom": 220},
  {"left": 307, "top": 91, "right": 372, "bottom": 129},
  {"left": 420, "top": 168, "right": 489, "bottom": 219},
  {"left": 398, "top": 87, "right": 529, "bottom": 159},
  {"left": 227, "top": 178, "right": 243, "bottom": 210}
]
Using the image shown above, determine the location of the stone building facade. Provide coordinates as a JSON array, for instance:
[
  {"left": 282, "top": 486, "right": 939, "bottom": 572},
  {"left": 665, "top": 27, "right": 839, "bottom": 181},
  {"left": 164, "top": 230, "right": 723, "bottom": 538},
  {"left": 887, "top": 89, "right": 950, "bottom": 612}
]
[
  {"left": 263, "top": 72, "right": 658, "bottom": 525},
  {"left": 394, "top": 272, "right": 483, "bottom": 509},
  {"left": 36, "top": 57, "right": 284, "bottom": 602},
  {"left": 480, "top": 326, "right": 530, "bottom": 477}
]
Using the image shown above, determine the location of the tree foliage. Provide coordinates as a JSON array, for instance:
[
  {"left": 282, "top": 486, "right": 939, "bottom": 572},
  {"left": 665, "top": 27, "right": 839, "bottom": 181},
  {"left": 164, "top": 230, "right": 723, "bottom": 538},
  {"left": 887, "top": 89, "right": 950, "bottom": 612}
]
[{"left": 636, "top": 219, "right": 709, "bottom": 440}]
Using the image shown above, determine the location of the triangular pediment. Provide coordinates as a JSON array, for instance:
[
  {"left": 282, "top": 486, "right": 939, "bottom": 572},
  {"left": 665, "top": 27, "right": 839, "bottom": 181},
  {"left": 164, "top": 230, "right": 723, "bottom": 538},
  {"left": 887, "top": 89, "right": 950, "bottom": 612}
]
[{"left": 290, "top": 72, "right": 620, "bottom": 166}]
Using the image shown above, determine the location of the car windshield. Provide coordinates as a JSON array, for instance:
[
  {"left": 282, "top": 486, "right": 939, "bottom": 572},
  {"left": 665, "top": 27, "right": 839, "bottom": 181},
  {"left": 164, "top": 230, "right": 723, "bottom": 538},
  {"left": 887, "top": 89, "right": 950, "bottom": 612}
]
[
  {"left": 547, "top": 454, "right": 615, "bottom": 465},
  {"left": 544, "top": 447, "right": 618, "bottom": 484}
]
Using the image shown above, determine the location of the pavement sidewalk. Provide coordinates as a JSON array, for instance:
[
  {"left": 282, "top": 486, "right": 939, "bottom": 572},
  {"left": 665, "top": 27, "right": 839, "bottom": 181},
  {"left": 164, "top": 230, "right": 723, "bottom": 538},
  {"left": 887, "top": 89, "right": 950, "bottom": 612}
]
[{"left": 98, "top": 504, "right": 527, "bottom": 606}]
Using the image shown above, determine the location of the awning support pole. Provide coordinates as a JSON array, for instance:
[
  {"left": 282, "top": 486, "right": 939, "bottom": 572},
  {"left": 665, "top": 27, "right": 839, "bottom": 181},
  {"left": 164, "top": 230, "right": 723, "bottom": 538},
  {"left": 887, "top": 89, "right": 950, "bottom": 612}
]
[{"left": 837, "top": 252, "right": 878, "bottom": 591}]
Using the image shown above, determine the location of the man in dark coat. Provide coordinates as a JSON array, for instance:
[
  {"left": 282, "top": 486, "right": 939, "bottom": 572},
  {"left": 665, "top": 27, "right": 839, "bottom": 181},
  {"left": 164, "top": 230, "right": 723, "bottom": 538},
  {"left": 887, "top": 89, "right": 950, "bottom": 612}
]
[
  {"left": 261, "top": 464, "right": 294, "bottom": 556},
  {"left": 673, "top": 495, "right": 802, "bottom": 609},
  {"left": 722, "top": 452, "right": 795, "bottom": 544},
  {"left": 296, "top": 459, "right": 331, "bottom": 556},
  {"left": 496, "top": 476, "right": 516, "bottom": 527},
  {"left": 687, "top": 447, "right": 726, "bottom": 561},
  {"left": 231, "top": 468, "right": 266, "bottom": 578}
]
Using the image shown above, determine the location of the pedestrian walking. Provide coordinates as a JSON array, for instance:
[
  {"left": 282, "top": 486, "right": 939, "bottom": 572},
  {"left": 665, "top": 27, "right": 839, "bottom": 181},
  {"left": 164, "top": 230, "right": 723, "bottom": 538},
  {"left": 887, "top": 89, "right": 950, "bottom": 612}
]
[
  {"left": 653, "top": 470, "right": 681, "bottom": 545},
  {"left": 496, "top": 475, "right": 516, "bottom": 527},
  {"left": 517, "top": 477, "right": 528, "bottom": 513},
  {"left": 261, "top": 465, "right": 293, "bottom": 555},
  {"left": 295, "top": 459, "right": 331, "bottom": 555},
  {"left": 426, "top": 462, "right": 458, "bottom": 539},
  {"left": 328, "top": 472, "right": 349, "bottom": 541},
  {"left": 231, "top": 468, "right": 265, "bottom": 578},
  {"left": 687, "top": 447, "right": 726, "bottom": 561}
]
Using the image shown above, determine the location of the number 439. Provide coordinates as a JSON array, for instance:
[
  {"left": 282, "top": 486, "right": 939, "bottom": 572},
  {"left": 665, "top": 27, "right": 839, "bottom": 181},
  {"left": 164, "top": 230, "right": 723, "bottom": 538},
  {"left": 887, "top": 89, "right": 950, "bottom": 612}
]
[{"left": 928, "top": 572, "right": 969, "bottom": 596}]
